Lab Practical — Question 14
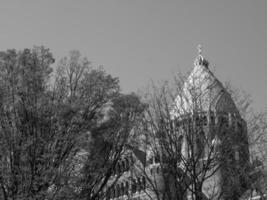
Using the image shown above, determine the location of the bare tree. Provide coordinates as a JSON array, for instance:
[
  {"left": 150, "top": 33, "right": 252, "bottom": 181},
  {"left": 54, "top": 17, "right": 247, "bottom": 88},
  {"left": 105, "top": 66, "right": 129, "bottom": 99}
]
[
  {"left": 225, "top": 83, "right": 267, "bottom": 199},
  {"left": 139, "top": 82, "right": 221, "bottom": 200},
  {"left": 138, "top": 57, "right": 251, "bottom": 200}
]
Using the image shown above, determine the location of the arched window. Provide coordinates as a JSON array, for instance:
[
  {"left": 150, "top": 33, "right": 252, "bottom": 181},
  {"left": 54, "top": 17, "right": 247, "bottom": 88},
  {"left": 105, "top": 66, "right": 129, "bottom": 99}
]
[
  {"left": 197, "top": 131, "right": 205, "bottom": 158},
  {"left": 120, "top": 182, "right": 124, "bottom": 196},
  {"left": 118, "top": 162, "right": 122, "bottom": 174},
  {"left": 125, "top": 158, "right": 130, "bottom": 171},
  {"left": 111, "top": 166, "right": 115, "bottom": 176},
  {"left": 203, "top": 115, "right": 207, "bottom": 126},
  {"left": 115, "top": 185, "right": 119, "bottom": 198},
  {"left": 211, "top": 135, "right": 221, "bottom": 153},
  {"left": 106, "top": 189, "right": 110, "bottom": 199},
  {"left": 234, "top": 146, "right": 239, "bottom": 161},
  {"left": 176, "top": 120, "right": 181, "bottom": 128},
  {"left": 137, "top": 177, "right": 141, "bottom": 192},
  {"left": 147, "top": 156, "right": 153, "bottom": 165},
  {"left": 156, "top": 166, "right": 160, "bottom": 174},
  {"left": 237, "top": 122, "right": 243, "bottom": 131},
  {"left": 222, "top": 115, "right": 229, "bottom": 127},
  {"left": 178, "top": 135, "right": 183, "bottom": 155},
  {"left": 155, "top": 154, "right": 160, "bottom": 163},
  {"left": 121, "top": 160, "right": 125, "bottom": 172},
  {"left": 196, "top": 116, "right": 201, "bottom": 126},
  {"left": 210, "top": 115, "right": 215, "bottom": 125},
  {"left": 115, "top": 163, "right": 119, "bottom": 175},
  {"left": 142, "top": 176, "right": 146, "bottom": 190},
  {"left": 132, "top": 179, "right": 137, "bottom": 194},
  {"left": 110, "top": 188, "right": 114, "bottom": 199},
  {"left": 125, "top": 181, "right": 129, "bottom": 195}
]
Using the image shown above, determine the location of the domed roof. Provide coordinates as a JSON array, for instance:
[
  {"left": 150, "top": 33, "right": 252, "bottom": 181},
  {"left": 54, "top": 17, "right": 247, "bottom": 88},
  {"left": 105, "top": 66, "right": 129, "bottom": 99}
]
[{"left": 171, "top": 52, "right": 239, "bottom": 118}]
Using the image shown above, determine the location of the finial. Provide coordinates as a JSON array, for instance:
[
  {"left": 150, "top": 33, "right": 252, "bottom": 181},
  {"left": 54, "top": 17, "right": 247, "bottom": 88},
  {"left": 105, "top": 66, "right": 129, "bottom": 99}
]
[
  {"left": 197, "top": 44, "right": 202, "bottom": 56},
  {"left": 194, "top": 44, "right": 209, "bottom": 68}
]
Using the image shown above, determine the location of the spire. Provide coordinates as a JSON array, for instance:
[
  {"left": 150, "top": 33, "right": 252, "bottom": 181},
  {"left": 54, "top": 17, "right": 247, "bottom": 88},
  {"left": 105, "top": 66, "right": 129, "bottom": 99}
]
[
  {"left": 194, "top": 44, "right": 209, "bottom": 68},
  {"left": 197, "top": 44, "right": 202, "bottom": 56}
]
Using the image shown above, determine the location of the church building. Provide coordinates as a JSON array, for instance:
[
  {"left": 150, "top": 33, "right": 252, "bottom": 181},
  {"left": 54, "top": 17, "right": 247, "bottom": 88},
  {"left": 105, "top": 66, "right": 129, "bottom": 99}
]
[{"left": 106, "top": 48, "right": 250, "bottom": 200}]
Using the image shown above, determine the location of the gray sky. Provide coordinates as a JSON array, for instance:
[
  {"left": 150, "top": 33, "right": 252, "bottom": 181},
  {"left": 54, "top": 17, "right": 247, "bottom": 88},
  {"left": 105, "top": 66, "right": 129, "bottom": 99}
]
[{"left": 0, "top": 1, "right": 266, "bottom": 111}]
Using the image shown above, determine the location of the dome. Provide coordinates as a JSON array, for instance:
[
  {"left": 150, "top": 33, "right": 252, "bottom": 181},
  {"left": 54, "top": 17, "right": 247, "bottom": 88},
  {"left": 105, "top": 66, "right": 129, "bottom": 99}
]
[{"left": 171, "top": 53, "right": 240, "bottom": 118}]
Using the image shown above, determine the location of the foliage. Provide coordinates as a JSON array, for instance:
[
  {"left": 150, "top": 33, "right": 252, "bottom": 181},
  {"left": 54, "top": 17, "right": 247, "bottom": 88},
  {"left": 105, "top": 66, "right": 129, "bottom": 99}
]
[{"left": 0, "top": 48, "right": 145, "bottom": 200}]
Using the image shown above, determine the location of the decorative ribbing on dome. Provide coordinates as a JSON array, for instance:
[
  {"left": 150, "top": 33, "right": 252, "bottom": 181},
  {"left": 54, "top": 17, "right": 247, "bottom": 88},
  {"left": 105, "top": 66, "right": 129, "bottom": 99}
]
[{"left": 171, "top": 47, "right": 240, "bottom": 118}]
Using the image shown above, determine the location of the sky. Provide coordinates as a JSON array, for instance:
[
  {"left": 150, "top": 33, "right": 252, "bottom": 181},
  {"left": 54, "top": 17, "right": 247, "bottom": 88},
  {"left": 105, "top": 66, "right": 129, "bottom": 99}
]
[{"left": 0, "top": 0, "right": 266, "bottom": 111}]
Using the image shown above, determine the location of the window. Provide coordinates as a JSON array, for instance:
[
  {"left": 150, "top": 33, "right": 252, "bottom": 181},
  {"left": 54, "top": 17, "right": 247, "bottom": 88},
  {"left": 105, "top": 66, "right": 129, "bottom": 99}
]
[
  {"left": 120, "top": 183, "right": 124, "bottom": 196},
  {"left": 155, "top": 154, "right": 160, "bottom": 163},
  {"left": 137, "top": 177, "right": 141, "bottom": 192},
  {"left": 110, "top": 188, "right": 115, "bottom": 199},
  {"left": 196, "top": 117, "right": 201, "bottom": 126},
  {"left": 178, "top": 135, "right": 183, "bottom": 155},
  {"left": 125, "top": 182, "right": 129, "bottom": 195},
  {"left": 148, "top": 156, "right": 153, "bottom": 165},
  {"left": 117, "top": 163, "right": 121, "bottom": 174},
  {"left": 125, "top": 158, "right": 130, "bottom": 171},
  {"left": 234, "top": 147, "right": 239, "bottom": 161},
  {"left": 132, "top": 179, "right": 137, "bottom": 193},
  {"left": 115, "top": 185, "right": 120, "bottom": 198},
  {"left": 210, "top": 115, "right": 215, "bottom": 125},
  {"left": 203, "top": 116, "right": 207, "bottom": 126},
  {"left": 197, "top": 131, "right": 205, "bottom": 158},
  {"left": 106, "top": 189, "right": 111, "bottom": 199},
  {"left": 219, "top": 116, "right": 229, "bottom": 127},
  {"left": 142, "top": 176, "right": 146, "bottom": 190}
]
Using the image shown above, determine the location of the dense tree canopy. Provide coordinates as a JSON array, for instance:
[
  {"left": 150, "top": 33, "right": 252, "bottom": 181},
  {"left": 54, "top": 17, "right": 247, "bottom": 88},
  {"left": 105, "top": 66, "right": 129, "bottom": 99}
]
[{"left": 0, "top": 47, "right": 145, "bottom": 200}]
